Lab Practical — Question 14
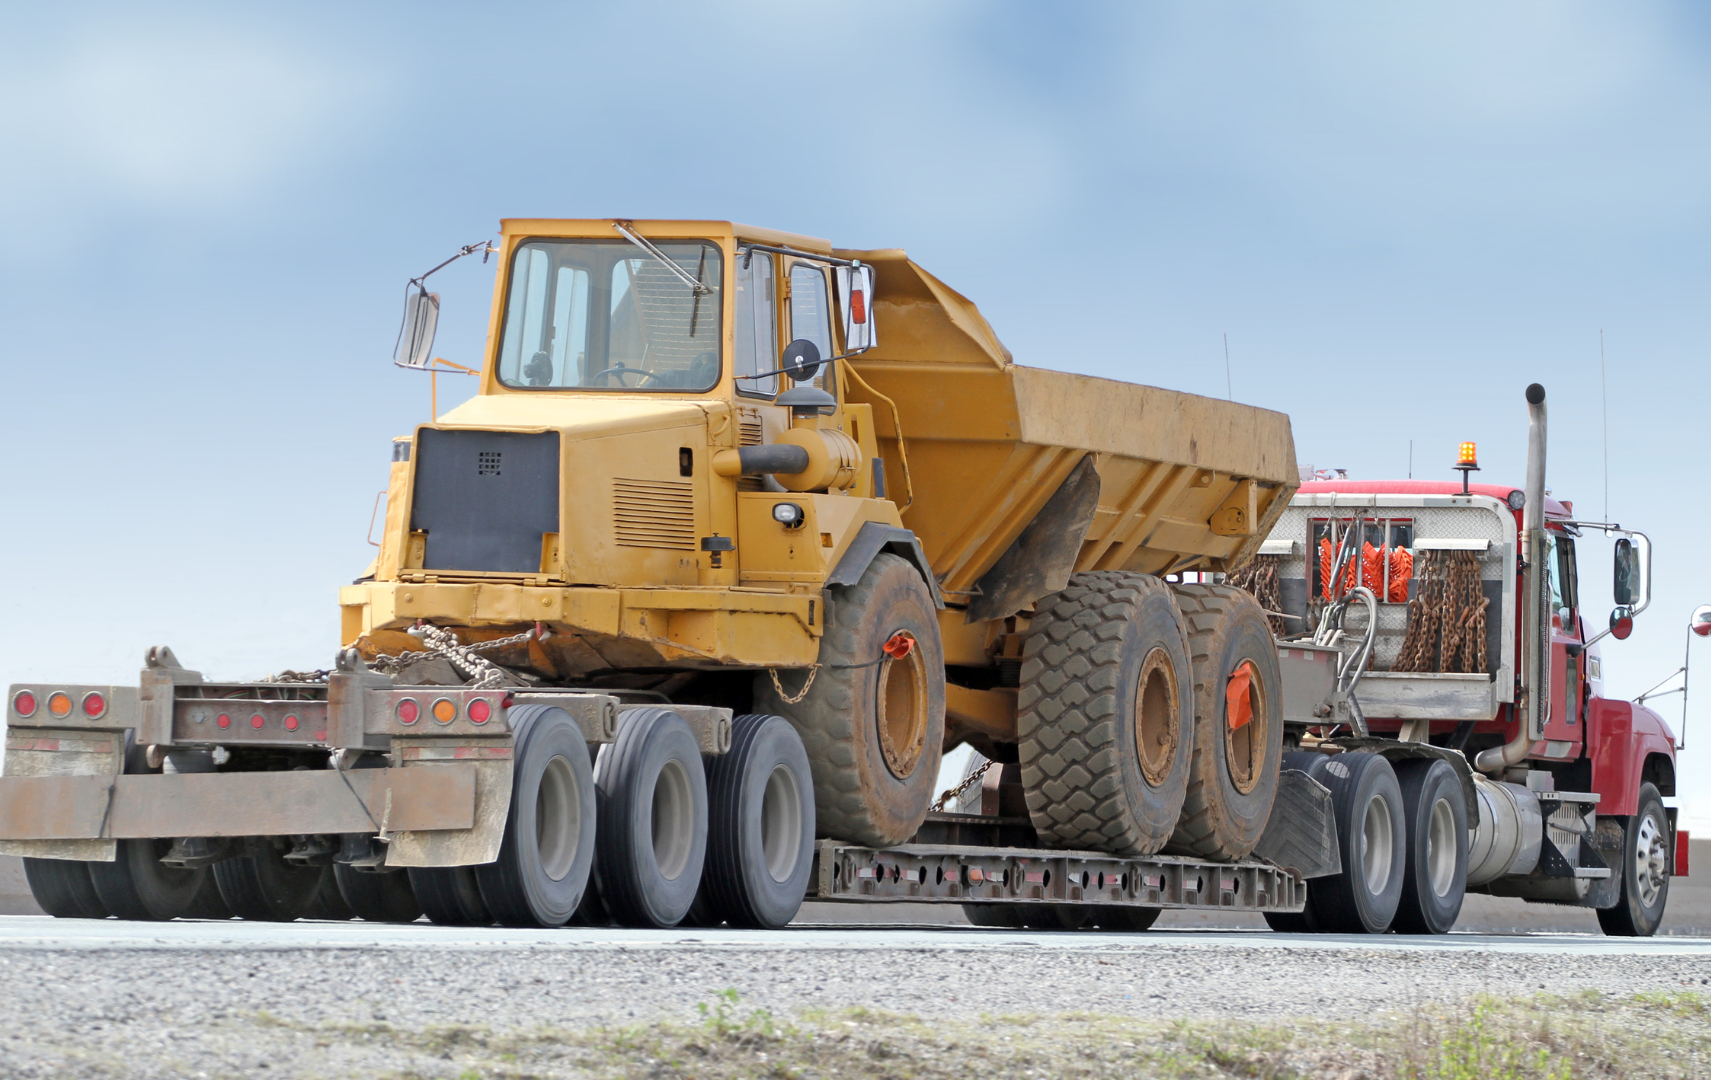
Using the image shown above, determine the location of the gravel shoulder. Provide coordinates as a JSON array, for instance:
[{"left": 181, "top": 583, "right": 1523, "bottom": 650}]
[{"left": 3, "top": 924, "right": 1711, "bottom": 1078}]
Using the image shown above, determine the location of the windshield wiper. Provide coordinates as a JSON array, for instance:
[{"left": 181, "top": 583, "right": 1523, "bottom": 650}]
[{"left": 612, "top": 220, "right": 711, "bottom": 296}]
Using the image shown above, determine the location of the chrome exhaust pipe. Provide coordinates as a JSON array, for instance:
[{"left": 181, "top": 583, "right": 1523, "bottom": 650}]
[{"left": 1476, "top": 383, "right": 1548, "bottom": 775}]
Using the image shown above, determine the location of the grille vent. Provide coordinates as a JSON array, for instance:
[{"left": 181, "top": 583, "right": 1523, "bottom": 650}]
[
  {"left": 613, "top": 478, "right": 695, "bottom": 550},
  {"left": 477, "top": 451, "right": 502, "bottom": 476},
  {"left": 738, "top": 408, "right": 764, "bottom": 447}
]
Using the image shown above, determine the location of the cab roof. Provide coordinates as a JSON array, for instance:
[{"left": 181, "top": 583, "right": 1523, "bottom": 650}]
[{"left": 1297, "top": 480, "right": 1572, "bottom": 520}]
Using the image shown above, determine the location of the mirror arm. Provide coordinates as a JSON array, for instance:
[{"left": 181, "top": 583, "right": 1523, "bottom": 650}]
[{"left": 735, "top": 345, "right": 874, "bottom": 381}]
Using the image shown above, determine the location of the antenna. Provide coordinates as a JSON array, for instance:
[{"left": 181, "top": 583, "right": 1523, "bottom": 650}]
[
  {"left": 1408, "top": 440, "right": 1413, "bottom": 479},
  {"left": 1223, "top": 333, "right": 1232, "bottom": 401},
  {"left": 1601, "top": 329, "right": 1609, "bottom": 522}
]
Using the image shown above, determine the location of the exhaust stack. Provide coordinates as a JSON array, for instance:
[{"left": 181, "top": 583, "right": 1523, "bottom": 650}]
[{"left": 1476, "top": 382, "right": 1549, "bottom": 775}]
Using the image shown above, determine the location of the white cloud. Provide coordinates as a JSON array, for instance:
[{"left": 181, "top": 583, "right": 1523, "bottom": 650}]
[{"left": 0, "top": 25, "right": 375, "bottom": 219}]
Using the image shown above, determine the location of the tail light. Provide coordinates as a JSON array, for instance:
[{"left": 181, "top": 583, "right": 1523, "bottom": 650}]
[
  {"left": 431, "top": 698, "right": 458, "bottom": 724},
  {"left": 80, "top": 692, "right": 106, "bottom": 719},
  {"left": 284, "top": 715, "right": 300, "bottom": 732},
  {"left": 47, "top": 692, "right": 72, "bottom": 718},
  {"left": 396, "top": 698, "right": 420, "bottom": 725},
  {"left": 12, "top": 690, "right": 37, "bottom": 718},
  {"left": 216, "top": 713, "right": 232, "bottom": 729},
  {"left": 468, "top": 698, "right": 492, "bottom": 725}
]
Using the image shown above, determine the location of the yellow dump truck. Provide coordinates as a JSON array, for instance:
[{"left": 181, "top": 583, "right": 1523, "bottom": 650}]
[{"left": 2, "top": 218, "right": 1346, "bottom": 932}]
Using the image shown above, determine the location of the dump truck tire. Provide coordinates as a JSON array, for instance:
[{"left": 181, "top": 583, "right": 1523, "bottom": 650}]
[
  {"left": 1392, "top": 758, "right": 1468, "bottom": 935},
  {"left": 89, "top": 839, "right": 229, "bottom": 921},
  {"left": 1308, "top": 751, "right": 1405, "bottom": 933},
  {"left": 755, "top": 553, "right": 946, "bottom": 847},
  {"left": 1167, "top": 584, "right": 1284, "bottom": 861},
  {"left": 23, "top": 858, "right": 110, "bottom": 919},
  {"left": 409, "top": 866, "right": 492, "bottom": 926},
  {"left": 697, "top": 714, "right": 816, "bottom": 929},
  {"left": 593, "top": 708, "right": 709, "bottom": 928},
  {"left": 1019, "top": 572, "right": 1195, "bottom": 857},
  {"left": 475, "top": 705, "right": 599, "bottom": 928},
  {"left": 335, "top": 865, "right": 423, "bottom": 924},
  {"left": 1598, "top": 782, "right": 1670, "bottom": 937}
]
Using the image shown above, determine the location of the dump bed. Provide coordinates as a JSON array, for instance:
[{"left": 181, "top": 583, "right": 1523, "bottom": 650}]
[{"left": 839, "top": 249, "right": 1300, "bottom": 608}]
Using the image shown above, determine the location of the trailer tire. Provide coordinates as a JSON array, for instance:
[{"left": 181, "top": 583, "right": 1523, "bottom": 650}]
[
  {"left": 755, "top": 553, "right": 945, "bottom": 847},
  {"left": 1166, "top": 584, "right": 1284, "bottom": 861},
  {"left": 88, "top": 839, "right": 230, "bottom": 921},
  {"left": 474, "top": 704, "right": 598, "bottom": 928},
  {"left": 335, "top": 865, "right": 422, "bottom": 924},
  {"left": 962, "top": 903, "right": 1025, "bottom": 928},
  {"left": 1597, "top": 783, "right": 1670, "bottom": 938},
  {"left": 1308, "top": 752, "right": 1405, "bottom": 934},
  {"left": 408, "top": 866, "right": 492, "bottom": 926},
  {"left": 1018, "top": 572, "right": 1194, "bottom": 856},
  {"left": 213, "top": 842, "right": 334, "bottom": 921},
  {"left": 1098, "top": 905, "right": 1162, "bottom": 931},
  {"left": 697, "top": 714, "right": 815, "bottom": 929},
  {"left": 23, "top": 859, "right": 110, "bottom": 919},
  {"left": 1393, "top": 758, "right": 1468, "bottom": 935},
  {"left": 593, "top": 708, "right": 709, "bottom": 928}
]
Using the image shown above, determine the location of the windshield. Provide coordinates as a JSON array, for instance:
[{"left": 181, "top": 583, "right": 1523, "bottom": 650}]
[{"left": 496, "top": 238, "right": 723, "bottom": 391}]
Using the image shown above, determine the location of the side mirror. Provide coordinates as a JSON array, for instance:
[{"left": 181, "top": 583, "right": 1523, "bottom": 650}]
[
  {"left": 780, "top": 338, "right": 822, "bottom": 383},
  {"left": 394, "top": 288, "right": 440, "bottom": 370},
  {"left": 836, "top": 263, "right": 877, "bottom": 353},
  {"left": 1610, "top": 609, "right": 1634, "bottom": 641},
  {"left": 1613, "top": 538, "right": 1641, "bottom": 607}
]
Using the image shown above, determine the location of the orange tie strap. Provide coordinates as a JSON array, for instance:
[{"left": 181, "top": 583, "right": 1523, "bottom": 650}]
[{"left": 1226, "top": 661, "right": 1256, "bottom": 731}]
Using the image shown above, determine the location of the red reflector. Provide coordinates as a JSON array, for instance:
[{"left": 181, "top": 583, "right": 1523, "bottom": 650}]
[
  {"left": 284, "top": 715, "right": 299, "bottom": 732},
  {"left": 851, "top": 289, "right": 867, "bottom": 324},
  {"left": 468, "top": 698, "right": 491, "bottom": 724},
  {"left": 250, "top": 715, "right": 265, "bottom": 729},
  {"left": 1677, "top": 829, "right": 1692, "bottom": 877},
  {"left": 12, "top": 690, "right": 37, "bottom": 718},
  {"left": 396, "top": 698, "right": 420, "bottom": 725},
  {"left": 216, "top": 713, "right": 232, "bottom": 729},
  {"left": 81, "top": 692, "right": 106, "bottom": 718}
]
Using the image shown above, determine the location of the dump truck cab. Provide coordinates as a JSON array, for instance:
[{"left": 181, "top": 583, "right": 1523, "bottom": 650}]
[{"left": 343, "top": 219, "right": 909, "bottom": 675}]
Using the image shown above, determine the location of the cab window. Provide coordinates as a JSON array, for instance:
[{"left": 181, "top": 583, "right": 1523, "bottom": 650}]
[
  {"left": 788, "top": 262, "right": 836, "bottom": 396},
  {"left": 734, "top": 252, "right": 777, "bottom": 397}
]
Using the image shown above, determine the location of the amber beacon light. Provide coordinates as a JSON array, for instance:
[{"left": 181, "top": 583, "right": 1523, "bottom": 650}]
[{"left": 1453, "top": 441, "right": 1480, "bottom": 494}]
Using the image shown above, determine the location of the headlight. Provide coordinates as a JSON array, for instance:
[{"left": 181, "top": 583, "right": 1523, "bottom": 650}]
[{"left": 772, "top": 502, "right": 806, "bottom": 529}]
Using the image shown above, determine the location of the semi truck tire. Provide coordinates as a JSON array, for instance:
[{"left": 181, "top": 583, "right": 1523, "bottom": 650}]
[
  {"left": 23, "top": 858, "right": 110, "bottom": 919},
  {"left": 335, "top": 865, "right": 422, "bottom": 924},
  {"left": 755, "top": 553, "right": 945, "bottom": 848},
  {"left": 697, "top": 714, "right": 816, "bottom": 929},
  {"left": 1098, "top": 905, "right": 1162, "bottom": 931},
  {"left": 1167, "top": 584, "right": 1284, "bottom": 860},
  {"left": 1018, "top": 572, "right": 1195, "bottom": 857},
  {"left": 1392, "top": 758, "right": 1468, "bottom": 935},
  {"left": 593, "top": 708, "right": 709, "bottom": 928},
  {"left": 1307, "top": 752, "right": 1405, "bottom": 934},
  {"left": 474, "top": 705, "right": 598, "bottom": 928},
  {"left": 408, "top": 866, "right": 492, "bottom": 926},
  {"left": 89, "top": 839, "right": 230, "bottom": 921},
  {"left": 1597, "top": 782, "right": 1670, "bottom": 937},
  {"left": 213, "top": 841, "right": 338, "bottom": 921}
]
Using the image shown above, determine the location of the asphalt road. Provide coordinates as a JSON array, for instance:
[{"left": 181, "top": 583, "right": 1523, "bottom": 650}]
[{"left": 1, "top": 912, "right": 1709, "bottom": 956}]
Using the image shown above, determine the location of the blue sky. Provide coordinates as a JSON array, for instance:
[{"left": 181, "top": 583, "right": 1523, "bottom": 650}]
[{"left": 3, "top": 3, "right": 1711, "bottom": 812}]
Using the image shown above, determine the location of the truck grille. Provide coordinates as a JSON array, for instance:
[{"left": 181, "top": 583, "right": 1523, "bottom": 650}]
[
  {"left": 411, "top": 429, "right": 560, "bottom": 573},
  {"left": 739, "top": 408, "right": 764, "bottom": 447},
  {"left": 613, "top": 478, "right": 696, "bottom": 550}
]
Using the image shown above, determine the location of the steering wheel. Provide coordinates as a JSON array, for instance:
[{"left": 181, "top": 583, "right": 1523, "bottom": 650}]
[{"left": 590, "top": 364, "right": 658, "bottom": 387}]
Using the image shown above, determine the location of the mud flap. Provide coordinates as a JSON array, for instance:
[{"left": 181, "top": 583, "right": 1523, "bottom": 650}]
[{"left": 1252, "top": 769, "right": 1340, "bottom": 880}]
